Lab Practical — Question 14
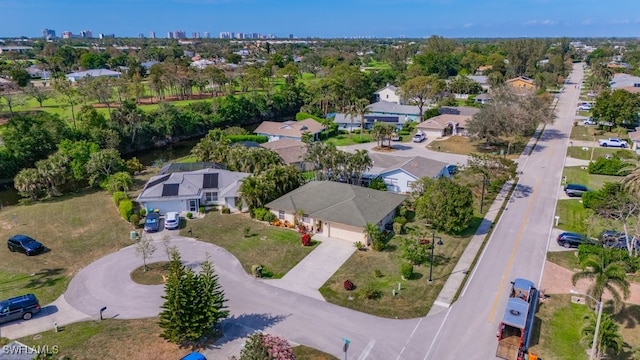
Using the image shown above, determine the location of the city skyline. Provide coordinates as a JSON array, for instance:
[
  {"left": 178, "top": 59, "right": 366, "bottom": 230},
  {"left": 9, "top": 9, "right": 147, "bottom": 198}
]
[{"left": 1, "top": 0, "right": 639, "bottom": 38}]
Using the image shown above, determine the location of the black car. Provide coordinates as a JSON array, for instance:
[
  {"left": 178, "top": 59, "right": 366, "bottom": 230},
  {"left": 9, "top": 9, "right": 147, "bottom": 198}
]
[
  {"left": 0, "top": 293, "right": 41, "bottom": 324},
  {"left": 7, "top": 235, "right": 45, "bottom": 256},
  {"left": 599, "top": 231, "right": 639, "bottom": 250},
  {"left": 557, "top": 232, "right": 597, "bottom": 248},
  {"left": 564, "top": 183, "right": 589, "bottom": 197},
  {"left": 144, "top": 213, "right": 160, "bottom": 232}
]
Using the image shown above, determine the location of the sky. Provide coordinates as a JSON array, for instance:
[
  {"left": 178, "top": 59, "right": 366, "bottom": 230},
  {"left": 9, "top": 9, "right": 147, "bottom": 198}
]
[{"left": 0, "top": 0, "right": 639, "bottom": 39}]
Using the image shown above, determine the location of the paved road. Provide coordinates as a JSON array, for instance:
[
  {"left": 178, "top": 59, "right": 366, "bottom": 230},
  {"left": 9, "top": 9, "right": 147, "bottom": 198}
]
[{"left": 418, "top": 64, "right": 586, "bottom": 359}]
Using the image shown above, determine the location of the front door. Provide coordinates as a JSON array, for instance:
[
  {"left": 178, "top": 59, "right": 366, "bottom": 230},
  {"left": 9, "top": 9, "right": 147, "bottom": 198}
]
[{"left": 188, "top": 199, "right": 198, "bottom": 212}]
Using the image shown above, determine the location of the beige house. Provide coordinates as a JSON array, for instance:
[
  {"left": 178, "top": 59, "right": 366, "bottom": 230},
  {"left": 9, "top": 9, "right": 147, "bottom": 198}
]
[
  {"left": 506, "top": 76, "right": 536, "bottom": 91},
  {"left": 417, "top": 114, "right": 474, "bottom": 138},
  {"left": 265, "top": 181, "right": 406, "bottom": 244},
  {"left": 254, "top": 119, "right": 325, "bottom": 142},
  {"left": 260, "top": 138, "right": 309, "bottom": 170}
]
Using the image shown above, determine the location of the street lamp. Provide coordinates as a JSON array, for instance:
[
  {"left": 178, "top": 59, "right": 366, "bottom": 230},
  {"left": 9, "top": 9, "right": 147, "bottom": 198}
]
[
  {"left": 428, "top": 231, "right": 443, "bottom": 282},
  {"left": 570, "top": 290, "right": 603, "bottom": 360},
  {"left": 480, "top": 173, "right": 489, "bottom": 213}
]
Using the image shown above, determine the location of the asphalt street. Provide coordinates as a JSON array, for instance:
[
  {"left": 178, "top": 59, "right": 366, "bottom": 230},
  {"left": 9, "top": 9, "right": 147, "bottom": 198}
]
[{"left": 419, "top": 64, "right": 586, "bottom": 359}]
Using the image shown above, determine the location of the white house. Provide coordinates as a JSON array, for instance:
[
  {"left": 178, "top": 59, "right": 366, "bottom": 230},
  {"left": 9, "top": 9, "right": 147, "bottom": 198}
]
[
  {"left": 364, "top": 153, "right": 451, "bottom": 193},
  {"left": 332, "top": 113, "right": 403, "bottom": 132},
  {"left": 375, "top": 83, "right": 401, "bottom": 104},
  {"left": 254, "top": 119, "right": 325, "bottom": 142},
  {"left": 368, "top": 101, "right": 421, "bottom": 122},
  {"left": 66, "top": 69, "right": 122, "bottom": 82},
  {"left": 136, "top": 168, "right": 249, "bottom": 214},
  {"left": 265, "top": 181, "right": 406, "bottom": 244}
]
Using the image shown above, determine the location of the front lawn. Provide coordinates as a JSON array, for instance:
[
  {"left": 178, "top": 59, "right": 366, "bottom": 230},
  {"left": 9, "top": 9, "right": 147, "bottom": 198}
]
[
  {"left": 180, "top": 213, "right": 317, "bottom": 278},
  {"left": 0, "top": 191, "right": 134, "bottom": 304},
  {"left": 566, "top": 146, "right": 633, "bottom": 161},
  {"left": 324, "top": 133, "right": 373, "bottom": 146},
  {"left": 427, "top": 136, "right": 525, "bottom": 158},
  {"left": 563, "top": 166, "right": 622, "bottom": 190}
]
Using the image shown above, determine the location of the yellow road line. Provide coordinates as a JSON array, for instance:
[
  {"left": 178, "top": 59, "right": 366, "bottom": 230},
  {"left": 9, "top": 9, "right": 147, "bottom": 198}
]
[{"left": 487, "top": 177, "right": 542, "bottom": 323}]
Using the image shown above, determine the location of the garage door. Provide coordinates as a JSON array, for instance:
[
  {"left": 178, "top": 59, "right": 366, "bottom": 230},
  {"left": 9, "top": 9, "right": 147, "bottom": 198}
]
[
  {"left": 422, "top": 129, "right": 443, "bottom": 140},
  {"left": 325, "top": 223, "right": 365, "bottom": 243}
]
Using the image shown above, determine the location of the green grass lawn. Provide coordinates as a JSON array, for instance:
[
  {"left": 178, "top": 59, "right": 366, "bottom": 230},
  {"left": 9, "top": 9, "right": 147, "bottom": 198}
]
[
  {"left": 293, "top": 345, "right": 339, "bottom": 360},
  {"left": 529, "top": 294, "right": 640, "bottom": 360},
  {"left": 555, "top": 199, "right": 593, "bottom": 233},
  {"left": 0, "top": 190, "right": 134, "bottom": 304},
  {"left": 180, "top": 213, "right": 317, "bottom": 278},
  {"left": 427, "top": 136, "right": 524, "bottom": 159},
  {"left": 324, "top": 133, "right": 373, "bottom": 146},
  {"left": 563, "top": 166, "right": 622, "bottom": 190},
  {"left": 566, "top": 146, "right": 634, "bottom": 161}
]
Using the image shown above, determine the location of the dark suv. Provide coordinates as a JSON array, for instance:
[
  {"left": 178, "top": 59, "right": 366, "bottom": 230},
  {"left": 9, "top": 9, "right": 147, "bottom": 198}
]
[
  {"left": 564, "top": 183, "right": 589, "bottom": 197},
  {"left": 599, "top": 230, "right": 639, "bottom": 250},
  {"left": 0, "top": 294, "right": 41, "bottom": 324},
  {"left": 7, "top": 235, "right": 45, "bottom": 256},
  {"left": 144, "top": 213, "right": 160, "bottom": 233},
  {"left": 557, "top": 232, "right": 597, "bottom": 248}
]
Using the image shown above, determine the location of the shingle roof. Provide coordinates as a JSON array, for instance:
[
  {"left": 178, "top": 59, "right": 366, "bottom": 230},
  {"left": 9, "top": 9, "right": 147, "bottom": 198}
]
[
  {"left": 439, "top": 106, "right": 480, "bottom": 116},
  {"left": 333, "top": 113, "right": 400, "bottom": 124},
  {"left": 159, "top": 162, "right": 226, "bottom": 175},
  {"left": 254, "top": 119, "right": 325, "bottom": 138},
  {"left": 260, "top": 138, "right": 307, "bottom": 164},
  {"left": 136, "top": 168, "right": 249, "bottom": 202},
  {"left": 265, "top": 181, "right": 406, "bottom": 228},
  {"left": 375, "top": 83, "right": 398, "bottom": 94},
  {"left": 368, "top": 101, "right": 420, "bottom": 116},
  {"left": 611, "top": 73, "right": 640, "bottom": 89},
  {"left": 417, "top": 114, "right": 472, "bottom": 130},
  {"left": 66, "top": 69, "right": 122, "bottom": 79},
  {"left": 367, "top": 153, "right": 448, "bottom": 179},
  {"left": 468, "top": 75, "right": 489, "bottom": 85}
]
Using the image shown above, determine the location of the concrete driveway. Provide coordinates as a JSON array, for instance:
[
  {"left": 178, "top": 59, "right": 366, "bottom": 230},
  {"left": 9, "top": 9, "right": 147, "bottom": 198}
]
[{"left": 339, "top": 139, "right": 468, "bottom": 166}]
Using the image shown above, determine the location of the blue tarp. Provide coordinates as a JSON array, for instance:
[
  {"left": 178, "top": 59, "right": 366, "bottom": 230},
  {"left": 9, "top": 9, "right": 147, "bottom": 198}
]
[{"left": 502, "top": 297, "right": 529, "bottom": 329}]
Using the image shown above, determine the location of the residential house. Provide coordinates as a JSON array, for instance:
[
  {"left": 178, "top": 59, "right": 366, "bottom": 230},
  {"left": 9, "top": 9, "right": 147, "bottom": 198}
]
[
  {"left": 0, "top": 46, "right": 32, "bottom": 54},
  {"left": 610, "top": 73, "right": 640, "bottom": 94},
  {"left": 506, "top": 76, "right": 535, "bottom": 91},
  {"left": 364, "top": 153, "right": 451, "bottom": 193},
  {"left": 474, "top": 93, "right": 492, "bottom": 104},
  {"left": 417, "top": 114, "right": 473, "bottom": 138},
  {"left": 468, "top": 75, "right": 491, "bottom": 91},
  {"left": 158, "top": 162, "right": 225, "bottom": 175},
  {"left": 374, "top": 83, "right": 401, "bottom": 104},
  {"left": 332, "top": 113, "right": 402, "bottom": 132},
  {"left": 136, "top": 168, "right": 249, "bottom": 214},
  {"left": 368, "top": 101, "right": 421, "bottom": 122},
  {"left": 628, "top": 128, "right": 640, "bottom": 153},
  {"left": 260, "top": 138, "right": 309, "bottom": 170},
  {"left": 265, "top": 181, "right": 406, "bottom": 243},
  {"left": 254, "top": 119, "right": 325, "bottom": 142},
  {"left": 65, "top": 69, "right": 122, "bottom": 82},
  {"left": 25, "top": 65, "right": 51, "bottom": 80},
  {"left": 475, "top": 65, "right": 493, "bottom": 75}
]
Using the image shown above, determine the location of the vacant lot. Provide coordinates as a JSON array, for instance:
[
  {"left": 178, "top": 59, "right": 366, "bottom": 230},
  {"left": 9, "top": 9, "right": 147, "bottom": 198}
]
[
  {"left": 427, "top": 136, "right": 524, "bottom": 159},
  {"left": 180, "top": 212, "right": 317, "bottom": 278},
  {"left": 0, "top": 191, "right": 133, "bottom": 304}
]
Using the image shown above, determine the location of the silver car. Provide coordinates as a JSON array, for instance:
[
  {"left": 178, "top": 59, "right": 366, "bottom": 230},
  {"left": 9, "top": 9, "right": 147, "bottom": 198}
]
[{"left": 164, "top": 212, "right": 180, "bottom": 230}]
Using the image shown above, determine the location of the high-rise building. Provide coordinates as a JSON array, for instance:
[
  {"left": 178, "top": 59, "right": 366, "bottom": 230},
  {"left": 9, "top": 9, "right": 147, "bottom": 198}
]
[
  {"left": 80, "top": 30, "right": 93, "bottom": 38},
  {"left": 149, "top": 31, "right": 156, "bottom": 39},
  {"left": 138, "top": 33, "right": 145, "bottom": 38},
  {"left": 173, "top": 30, "right": 186, "bottom": 39},
  {"left": 203, "top": 32, "right": 210, "bottom": 39},
  {"left": 61, "top": 31, "right": 73, "bottom": 39},
  {"left": 289, "top": 34, "right": 294, "bottom": 39},
  {"left": 99, "top": 33, "right": 115, "bottom": 39},
  {"left": 192, "top": 32, "right": 199, "bottom": 39},
  {"left": 219, "top": 32, "right": 233, "bottom": 39},
  {"left": 41, "top": 28, "right": 56, "bottom": 39},
  {"left": 167, "top": 32, "right": 173, "bottom": 39}
]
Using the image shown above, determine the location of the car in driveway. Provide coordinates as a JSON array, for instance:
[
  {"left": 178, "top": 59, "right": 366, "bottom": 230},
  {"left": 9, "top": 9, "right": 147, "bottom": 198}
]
[
  {"left": 564, "top": 183, "right": 589, "bottom": 197},
  {"left": 144, "top": 213, "right": 160, "bottom": 232},
  {"left": 164, "top": 212, "right": 180, "bottom": 230},
  {"left": 7, "top": 235, "right": 45, "bottom": 256},
  {"left": 557, "top": 232, "right": 597, "bottom": 248},
  {"left": 578, "top": 103, "right": 592, "bottom": 111},
  {"left": 412, "top": 132, "right": 426, "bottom": 143},
  {"left": 598, "top": 230, "right": 639, "bottom": 250},
  {"left": 583, "top": 118, "right": 596, "bottom": 125},
  {"left": 0, "top": 293, "right": 41, "bottom": 324}
]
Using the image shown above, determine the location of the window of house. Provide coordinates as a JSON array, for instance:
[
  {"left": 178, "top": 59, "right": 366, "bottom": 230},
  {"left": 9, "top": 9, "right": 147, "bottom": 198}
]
[
  {"left": 205, "top": 191, "right": 218, "bottom": 203},
  {"left": 407, "top": 180, "right": 414, "bottom": 188},
  {"left": 302, "top": 214, "right": 310, "bottom": 223},
  {"left": 385, "top": 177, "right": 397, "bottom": 186},
  {"left": 278, "top": 210, "right": 285, "bottom": 220}
]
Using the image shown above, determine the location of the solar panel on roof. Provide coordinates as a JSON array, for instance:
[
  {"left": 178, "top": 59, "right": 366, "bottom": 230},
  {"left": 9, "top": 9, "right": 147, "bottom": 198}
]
[
  {"left": 146, "top": 174, "right": 170, "bottom": 189},
  {"left": 203, "top": 173, "right": 218, "bottom": 189},
  {"left": 162, "top": 183, "right": 180, "bottom": 197}
]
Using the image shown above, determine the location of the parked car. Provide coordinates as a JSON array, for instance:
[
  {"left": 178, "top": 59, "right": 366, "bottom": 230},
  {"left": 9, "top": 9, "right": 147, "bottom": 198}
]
[
  {"left": 598, "top": 230, "right": 639, "bottom": 250},
  {"left": 164, "top": 212, "right": 180, "bottom": 230},
  {"left": 181, "top": 352, "right": 207, "bottom": 360},
  {"left": 598, "top": 138, "right": 627, "bottom": 148},
  {"left": 578, "top": 103, "right": 592, "bottom": 111},
  {"left": 7, "top": 235, "right": 45, "bottom": 256},
  {"left": 446, "top": 164, "right": 459, "bottom": 176},
  {"left": 557, "top": 232, "right": 597, "bottom": 248},
  {"left": 564, "top": 183, "right": 589, "bottom": 197},
  {"left": 144, "top": 213, "right": 160, "bottom": 232},
  {"left": 391, "top": 133, "right": 401, "bottom": 141},
  {"left": 412, "top": 132, "right": 426, "bottom": 143},
  {"left": 0, "top": 294, "right": 41, "bottom": 324},
  {"left": 583, "top": 118, "right": 596, "bottom": 125}
]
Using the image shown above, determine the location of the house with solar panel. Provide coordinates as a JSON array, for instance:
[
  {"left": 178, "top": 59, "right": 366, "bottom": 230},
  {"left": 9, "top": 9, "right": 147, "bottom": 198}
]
[{"left": 136, "top": 168, "right": 249, "bottom": 214}]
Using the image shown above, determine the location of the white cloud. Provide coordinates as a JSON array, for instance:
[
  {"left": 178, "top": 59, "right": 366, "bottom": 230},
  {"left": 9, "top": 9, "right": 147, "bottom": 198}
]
[
  {"left": 610, "top": 18, "right": 630, "bottom": 24},
  {"left": 463, "top": 23, "right": 474, "bottom": 28}
]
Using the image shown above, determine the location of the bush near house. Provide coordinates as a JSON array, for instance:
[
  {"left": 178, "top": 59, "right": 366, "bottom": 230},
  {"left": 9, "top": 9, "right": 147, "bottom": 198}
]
[
  {"left": 118, "top": 199, "right": 134, "bottom": 220},
  {"left": 113, "top": 191, "right": 127, "bottom": 205},
  {"left": 587, "top": 156, "right": 630, "bottom": 176}
]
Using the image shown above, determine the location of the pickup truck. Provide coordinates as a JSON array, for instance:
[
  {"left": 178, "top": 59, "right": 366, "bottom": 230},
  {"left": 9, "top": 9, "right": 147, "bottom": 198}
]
[{"left": 599, "top": 138, "right": 627, "bottom": 148}]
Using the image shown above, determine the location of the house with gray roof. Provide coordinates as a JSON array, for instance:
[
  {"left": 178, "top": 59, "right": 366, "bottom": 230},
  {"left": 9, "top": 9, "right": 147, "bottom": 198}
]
[
  {"left": 368, "top": 101, "right": 421, "bottom": 122},
  {"left": 468, "top": 75, "right": 490, "bottom": 91},
  {"left": 66, "top": 69, "right": 122, "bottom": 82},
  {"left": 364, "top": 153, "right": 451, "bottom": 193},
  {"left": 265, "top": 181, "right": 406, "bottom": 243},
  {"left": 259, "top": 138, "right": 309, "bottom": 170},
  {"left": 332, "top": 113, "right": 402, "bottom": 132},
  {"left": 610, "top": 73, "right": 640, "bottom": 94},
  {"left": 254, "top": 119, "right": 325, "bottom": 142},
  {"left": 375, "top": 83, "right": 401, "bottom": 104},
  {"left": 136, "top": 168, "right": 249, "bottom": 214}
]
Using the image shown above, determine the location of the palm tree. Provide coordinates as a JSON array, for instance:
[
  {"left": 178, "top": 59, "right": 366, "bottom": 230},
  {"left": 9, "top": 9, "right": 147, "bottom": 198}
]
[
  {"left": 347, "top": 98, "right": 370, "bottom": 139},
  {"left": 581, "top": 312, "right": 623, "bottom": 359},
  {"left": 363, "top": 223, "right": 380, "bottom": 245},
  {"left": 572, "top": 249, "right": 631, "bottom": 312},
  {"left": 14, "top": 168, "right": 44, "bottom": 201}
]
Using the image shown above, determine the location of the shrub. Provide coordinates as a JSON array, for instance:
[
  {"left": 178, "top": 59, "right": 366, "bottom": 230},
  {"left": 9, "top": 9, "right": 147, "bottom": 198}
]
[
  {"left": 186, "top": 212, "right": 193, "bottom": 219},
  {"left": 226, "top": 134, "right": 269, "bottom": 144},
  {"left": 243, "top": 226, "right": 251, "bottom": 237},
  {"left": 588, "top": 157, "right": 629, "bottom": 176},
  {"left": 401, "top": 238, "right": 429, "bottom": 265},
  {"left": 394, "top": 216, "right": 407, "bottom": 225},
  {"left": 371, "top": 238, "right": 386, "bottom": 251},
  {"left": 221, "top": 206, "right": 231, "bottom": 214},
  {"left": 301, "top": 233, "right": 312, "bottom": 246},
  {"left": 401, "top": 262, "right": 414, "bottom": 279},
  {"left": 373, "top": 269, "right": 383, "bottom": 278},
  {"left": 352, "top": 129, "right": 361, "bottom": 134},
  {"left": 199, "top": 206, "right": 205, "bottom": 213},
  {"left": 251, "top": 264, "right": 263, "bottom": 278},
  {"left": 139, "top": 208, "right": 147, "bottom": 217},
  {"left": 113, "top": 191, "right": 127, "bottom": 205},
  {"left": 239, "top": 333, "right": 295, "bottom": 360},
  {"left": 354, "top": 241, "right": 366, "bottom": 250},
  {"left": 118, "top": 199, "right": 134, "bottom": 220},
  {"left": 129, "top": 214, "right": 140, "bottom": 227},
  {"left": 252, "top": 207, "right": 268, "bottom": 220},
  {"left": 296, "top": 112, "right": 324, "bottom": 122},
  {"left": 360, "top": 284, "right": 382, "bottom": 300},
  {"left": 369, "top": 177, "right": 388, "bottom": 191},
  {"left": 616, "top": 149, "right": 636, "bottom": 160},
  {"left": 399, "top": 130, "right": 410, "bottom": 136},
  {"left": 393, "top": 222, "right": 403, "bottom": 235},
  {"left": 343, "top": 280, "right": 354, "bottom": 291}
]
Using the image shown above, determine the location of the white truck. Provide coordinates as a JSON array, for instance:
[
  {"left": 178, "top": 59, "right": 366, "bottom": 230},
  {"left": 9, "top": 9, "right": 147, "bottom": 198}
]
[{"left": 599, "top": 138, "right": 627, "bottom": 148}]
